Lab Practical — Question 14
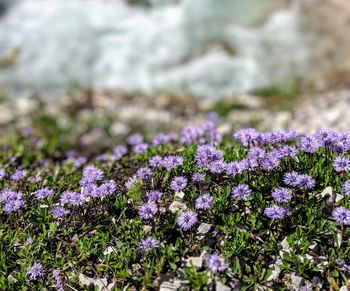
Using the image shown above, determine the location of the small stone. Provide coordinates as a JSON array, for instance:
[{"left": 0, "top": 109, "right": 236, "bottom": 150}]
[
  {"left": 7, "top": 274, "right": 17, "bottom": 283},
  {"left": 103, "top": 246, "right": 116, "bottom": 256},
  {"left": 159, "top": 278, "right": 188, "bottom": 291},
  {"left": 319, "top": 186, "right": 342, "bottom": 203},
  {"left": 186, "top": 256, "right": 203, "bottom": 268},
  {"left": 197, "top": 223, "right": 212, "bottom": 234},
  {"left": 79, "top": 274, "right": 95, "bottom": 287},
  {"left": 266, "top": 264, "right": 281, "bottom": 281},
  {"left": 216, "top": 281, "right": 231, "bottom": 291},
  {"left": 335, "top": 193, "right": 344, "bottom": 203},
  {"left": 320, "top": 186, "right": 333, "bottom": 199},
  {"left": 143, "top": 225, "right": 152, "bottom": 233},
  {"left": 168, "top": 201, "right": 187, "bottom": 213},
  {"left": 95, "top": 278, "right": 108, "bottom": 290},
  {"left": 279, "top": 237, "right": 292, "bottom": 257},
  {"left": 291, "top": 273, "right": 303, "bottom": 288},
  {"left": 174, "top": 191, "right": 185, "bottom": 199}
]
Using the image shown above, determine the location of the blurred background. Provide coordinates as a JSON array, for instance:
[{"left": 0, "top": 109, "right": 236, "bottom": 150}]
[{"left": 0, "top": 0, "right": 350, "bottom": 150}]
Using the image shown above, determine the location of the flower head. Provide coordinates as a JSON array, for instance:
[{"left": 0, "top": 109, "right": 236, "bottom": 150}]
[
  {"left": 342, "top": 181, "right": 350, "bottom": 196},
  {"left": 136, "top": 167, "right": 153, "bottom": 180},
  {"left": 195, "top": 194, "right": 213, "bottom": 210},
  {"left": 171, "top": 176, "right": 188, "bottom": 192},
  {"left": 51, "top": 206, "right": 70, "bottom": 219},
  {"left": 80, "top": 165, "right": 104, "bottom": 186},
  {"left": 333, "top": 157, "right": 350, "bottom": 173},
  {"left": 264, "top": 206, "right": 291, "bottom": 220},
  {"left": 332, "top": 207, "right": 350, "bottom": 225},
  {"left": 139, "top": 201, "right": 157, "bottom": 220},
  {"left": 232, "top": 184, "right": 251, "bottom": 201},
  {"left": 299, "top": 136, "right": 320, "bottom": 153},
  {"left": 146, "top": 191, "right": 163, "bottom": 202},
  {"left": 207, "top": 253, "right": 229, "bottom": 273},
  {"left": 161, "top": 155, "right": 183, "bottom": 170},
  {"left": 27, "top": 262, "right": 45, "bottom": 281},
  {"left": 192, "top": 172, "right": 205, "bottom": 182},
  {"left": 0, "top": 169, "right": 5, "bottom": 180},
  {"left": 271, "top": 187, "right": 292, "bottom": 203},
  {"left": 177, "top": 211, "right": 198, "bottom": 230},
  {"left": 132, "top": 143, "right": 149, "bottom": 154},
  {"left": 127, "top": 133, "right": 143, "bottom": 145},
  {"left": 34, "top": 187, "right": 54, "bottom": 200},
  {"left": 10, "top": 169, "right": 27, "bottom": 181},
  {"left": 139, "top": 237, "right": 160, "bottom": 251},
  {"left": 296, "top": 174, "right": 315, "bottom": 190},
  {"left": 149, "top": 155, "right": 163, "bottom": 168},
  {"left": 112, "top": 145, "right": 127, "bottom": 160}
]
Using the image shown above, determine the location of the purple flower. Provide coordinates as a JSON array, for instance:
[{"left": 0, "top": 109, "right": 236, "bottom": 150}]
[
  {"left": 136, "top": 167, "right": 153, "bottom": 180},
  {"left": 209, "top": 160, "right": 226, "bottom": 174},
  {"left": 1, "top": 190, "right": 26, "bottom": 213},
  {"left": 333, "top": 157, "right": 350, "bottom": 173},
  {"left": 10, "top": 169, "right": 27, "bottom": 181},
  {"left": 127, "top": 133, "right": 144, "bottom": 145},
  {"left": 264, "top": 205, "right": 291, "bottom": 220},
  {"left": 225, "top": 161, "right": 240, "bottom": 176},
  {"left": 73, "top": 156, "right": 87, "bottom": 168},
  {"left": 22, "top": 127, "right": 33, "bottom": 137},
  {"left": 177, "top": 211, "right": 198, "bottom": 230},
  {"left": 112, "top": 145, "right": 127, "bottom": 160},
  {"left": 25, "top": 236, "right": 33, "bottom": 245},
  {"left": 133, "top": 143, "right": 149, "bottom": 154},
  {"left": 152, "top": 132, "right": 177, "bottom": 145},
  {"left": 125, "top": 176, "right": 139, "bottom": 190},
  {"left": 52, "top": 270, "right": 65, "bottom": 291},
  {"left": 139, "top": 201, "right": 158, "bottom": 220},
  {"left": 60, "top": 191, "right": 85, "bottom": 206},
  {"left": 146, "top": 191, "right": 163, "bottom": 202},
  {"left": 261, "top": 155, "right": 280, "bottom": 172},
  {"left": 34, "top": 187, "right": 54, "bottom": 200},
  {"left": 0, "top": 188, "right": 15, "bottom": 202},
  {"left": 51, "top": 206, "right": 70, "bottom": 219},
  {"left": 232, "top": 184, "right": 251, "bottom": 201},
  {"left": 299, "top": 136, "right": 320, "bottom": 153},
  {"left": 296, "top": 174, "right": 315, "bottom": 190},
  {"left": 336, "top": 259, "right": 350, "bottom": 271},
  {"left": 161, "top": 155, "right": 183, "bottom": 170},
  {"left": 82, "top": 183, "right": 98, "bottom": 198},
  {"left": 333, "top": 133, "right": 350, "bottom": 154},
  {"left": 271, "top": 187, "right": 292, "bottom": 203},
  {"left": 283, "top": 171, "right": 299, "bottom": 187},
  {"left": 139, "top": 237, "right": 160, "bottom": 251},
  {"left": 80, "top": 165, "right": 104, "bottom": 186},
  {"left": 0, "top": 169, "right": 5, "bottom": 180},
  {"left": 27, "top": 262, "right": 45, "bottom": 281},
  {"left": 207, "top": 253, "right": 229, "bottom": 273},
  {"left": 192, "top": 172, "right": 205, "bottom": 182},
  {"left": 332, "top": 207, "right": 350, "bottom": 225},
  {"left": 342, "top": 181, "right": 350, "bottom": 196},
  {"left": 171, "top": 176, "right": 188, "bottom": 192},
  {"left": 97, "top": 180, "right": 117, "bottom": 197},
  {"left": 274, "top": 146, "right": 298, "bottom": 158},
  {"left": 299, "top": 284, "right": 313, "bottom": 291},
  {"left": 247, "top": 147, "right": 266, "bottom": 161},
  {"left": 315, "top": 129, "right": 340, "bottom": 147},
  {"left": 233, "top": 128, "right": 260, "bottom": 147},
  {"left": 195, "top": 145, "right": 224, "bottom": 170},
  {"left": 149, "top": 155, "right": 163, "bottom": 168},
  {"left": 195, "top": 194, "right": 213, "bottom": 210}
]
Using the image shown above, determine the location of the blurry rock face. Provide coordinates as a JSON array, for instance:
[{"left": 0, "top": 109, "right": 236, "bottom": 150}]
[
  {"left": 290, "top": 91, "right": 350, "bottom": 133},
  {"left": 0, "top": 0, "right": 311, "bottom": 99}
]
